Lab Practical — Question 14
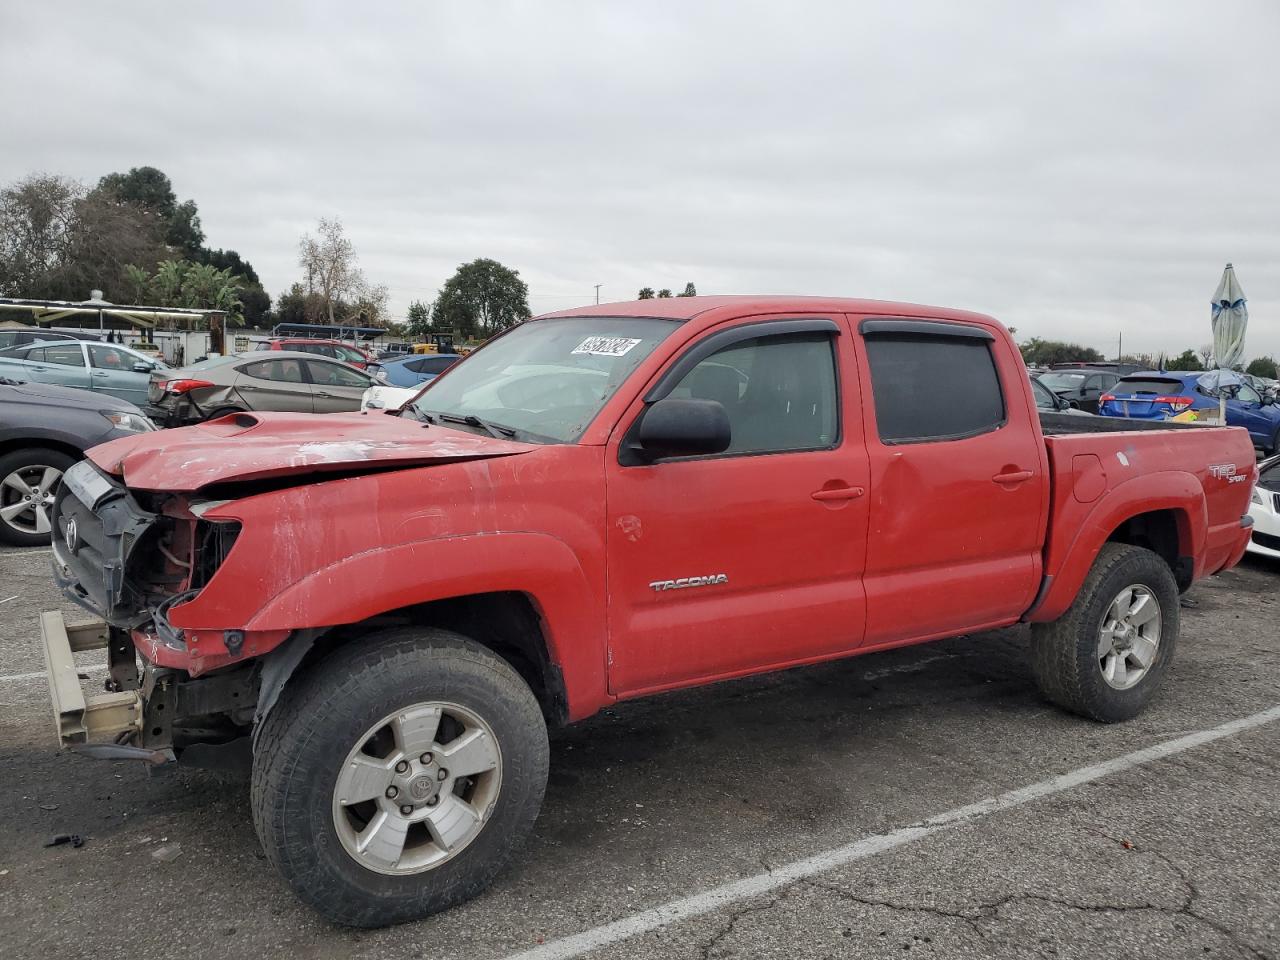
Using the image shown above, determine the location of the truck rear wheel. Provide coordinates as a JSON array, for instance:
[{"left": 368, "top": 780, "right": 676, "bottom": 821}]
[
  {"left": 1029, "top": 543, "right": 1178, "bottom": 723},
  {"left": 250, "top": 628, "right": 549, "bottom": 927}
]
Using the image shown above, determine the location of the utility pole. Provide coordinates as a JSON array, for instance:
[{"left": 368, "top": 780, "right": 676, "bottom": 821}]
[
  {"left": 1117, "top": 332, "right": 1122, "bottom": 362},
  {"left": 594, "top": 284, "right": 602, "bottom": 305}
]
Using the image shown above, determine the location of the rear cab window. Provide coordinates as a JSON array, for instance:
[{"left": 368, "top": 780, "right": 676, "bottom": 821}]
[{"left": 862, "top": 321, "right": 1005, "bottom": 443}]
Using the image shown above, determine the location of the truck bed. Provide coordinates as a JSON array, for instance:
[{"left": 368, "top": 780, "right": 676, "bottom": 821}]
[{"left": 1038, "top": 411, "right": 1206, "bottom": 436}]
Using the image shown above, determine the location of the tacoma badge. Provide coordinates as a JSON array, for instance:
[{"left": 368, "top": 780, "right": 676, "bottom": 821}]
[{"left": 648, "top": 574, "right": 729, "bottom": 592}]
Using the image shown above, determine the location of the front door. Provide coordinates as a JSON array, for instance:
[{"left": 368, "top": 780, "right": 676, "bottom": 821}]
[
  {"left": 304, "top": 358, "right": 373, "bottom": 412},
  {"left": 87, "top": 343, "right": 149, "bottom": 406},
  {"left": 854, "top": 316, "right": 1045, "bottom": 645},
  {"left": 604, "top": 318, "right": 870, "bottom": 696}
]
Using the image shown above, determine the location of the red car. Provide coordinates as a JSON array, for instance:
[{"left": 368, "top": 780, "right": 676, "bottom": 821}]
[
  {"left": 45, "top": 296, "right": 1256, "bottom": 927},
  {"left": 258, "top": 337, "right": 371, "bottom": 368}
]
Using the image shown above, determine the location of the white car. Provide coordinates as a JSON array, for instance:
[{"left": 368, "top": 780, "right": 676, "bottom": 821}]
[
  {"left": 1248, "top": 455, "right": 1280, "bottom": 560},
  {"left": 360, "top": 383, "right": 418, "bottom": 413}
]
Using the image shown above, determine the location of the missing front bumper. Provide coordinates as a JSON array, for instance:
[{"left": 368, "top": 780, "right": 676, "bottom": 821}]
[{"left": 39, "top": 610, "right": 142, "bottom": 748}]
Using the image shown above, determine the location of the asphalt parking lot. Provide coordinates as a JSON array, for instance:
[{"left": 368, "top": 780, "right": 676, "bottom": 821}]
[{"left": 1, "top": 545, "right": 1278, "bottom": 960}]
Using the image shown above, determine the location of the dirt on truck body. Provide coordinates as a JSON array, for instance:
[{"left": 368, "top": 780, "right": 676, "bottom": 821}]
[{"left": 42, "top": 295, "right": 1258, "bottom": 927}]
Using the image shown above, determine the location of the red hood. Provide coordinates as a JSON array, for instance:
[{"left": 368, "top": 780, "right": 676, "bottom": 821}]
[{"left": 89, "top": 411, "right": 532, "bottom": 491}]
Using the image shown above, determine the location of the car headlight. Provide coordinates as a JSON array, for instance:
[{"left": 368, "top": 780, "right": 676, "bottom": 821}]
[
  {"left": 102, "top": 411, "right": 156, "bottom": 433},
  {"left": 375, "top": 370, "right": 389, "bottom": 383}
]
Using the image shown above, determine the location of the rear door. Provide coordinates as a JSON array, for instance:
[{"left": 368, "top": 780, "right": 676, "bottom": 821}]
[
  {"left": 304, "top": 358, "right": 374, "bottom": 412},
  {"left": 855, "top": 317, "right": 1045, "bottom": 644},
  {"left": 234, "top": 358, "right": 314, "bottom": 412},
  {"left": 87, "top": 343, "right": 150, "bottom": 406},
  {"left": 604, "top": 317, "right": 871, "bottom": 695},
  {"left": 1227, "top": 382, "right": 1275, "bottom": 446},
  {"left": 2, "top": 342, "right": 92, "bottom": 390}
]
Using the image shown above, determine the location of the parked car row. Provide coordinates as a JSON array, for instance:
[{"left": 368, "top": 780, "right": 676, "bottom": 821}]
[{"left": 1097, "top": 371, "right": 1280, "bottom": 453}]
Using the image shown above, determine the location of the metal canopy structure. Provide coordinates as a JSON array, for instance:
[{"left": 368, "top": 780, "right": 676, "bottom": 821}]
[
  {"left": 0, "top": 294, "right": 223, "bottom": 331},
  {"left": 270, "top": 321, "right": 385, "bottom": 342}
]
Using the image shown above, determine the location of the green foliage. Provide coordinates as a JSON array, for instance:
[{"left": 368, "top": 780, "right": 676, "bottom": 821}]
[
  {"left": 0, "top": 167, "right": 264, "bottom": 318},
  {"left": 406, "top": 299, "right": 433, "bottom": 338},
  {"left": 657, "top": 288, "right": 672, "bottom": 298},
  {"left": 678, "top": 282, "right": 697, "bottom": 297},
  {"left": 637, "top": 287, "right": 655, "bottom": 300},
  {"left": 1019, "top": 337, "right": 1104, "bottom": 366},
  {"left": 434, "top": 258, "right": 531, "bottom": 339},
  {"left": 123, "top": 259, "right": 245, "bottom": 324},
  {"left": 95, "top": 166, "right": 204, "bottom": 256},
  {"left": 1246, "top": 356, "right": 1278, "bottom": 379},
  {"left": 1165, "top": 349, "right": 1204, "bottom": 371}
]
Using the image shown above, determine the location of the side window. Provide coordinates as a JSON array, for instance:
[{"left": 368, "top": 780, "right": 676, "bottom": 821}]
[
  {"left": 337, "top": 345, "right": 365, "bottom": 362},
  {"left": 865, "top": 335, "right": 1005, "bottom": 443},
  {"left": 241, "top": 359, "right": 306, "bottom": 382},
  {"left": 1238, "top": 384, "right": 1261, "bottom": 403},
  {"left": 404, "top": 359, "right": 429, "bottom": 373},
  {"left": 1085, "top": 375, "right": 1103, "bottom": 391},
  {"left": 665, "top": 333, "right": 838, "bottom": 455},
  {"left": 306, "top": 359, "right": 370, "bottom": 387},
  {"left": 88, "top": 344, "right": 133, "bottom": 369},
  {"left": 41, "top": 343, "right": 87, "bottom": 367}
]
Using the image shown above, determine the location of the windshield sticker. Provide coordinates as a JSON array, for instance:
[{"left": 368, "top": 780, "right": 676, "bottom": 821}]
[{"left": 572, "top": 336, "right": 643, "bottom": 357}]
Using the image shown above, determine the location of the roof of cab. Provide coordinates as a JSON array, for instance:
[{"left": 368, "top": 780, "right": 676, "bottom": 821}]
[{"left": 537, "top": 295, "right": 999, "bottom": 332}]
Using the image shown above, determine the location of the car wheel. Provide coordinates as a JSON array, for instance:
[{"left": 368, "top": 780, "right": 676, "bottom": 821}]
[
  {"left": 251, "top": 627, "right": 549, "bottom": 927},
  {"left": 1029, "top": 543, "right": 1178, "bottom": 723},
  {"left": 0, "top": 448, "right": 76, "bottom": 547}
]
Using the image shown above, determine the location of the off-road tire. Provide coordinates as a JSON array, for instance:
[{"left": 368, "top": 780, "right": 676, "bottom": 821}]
[
  {"left": 250, "top": 628, "right": 549, "bottom": 927},
  {"left": 0, "top": 447, "right": 75, "bottom": 547},
  {"left": 1029, "top": 543, "right": 1179, "bottom": 722}
]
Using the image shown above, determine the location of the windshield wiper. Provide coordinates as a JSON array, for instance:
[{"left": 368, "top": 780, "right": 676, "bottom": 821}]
[{"left": 434, "top": 413, "right": 517, "bottom": 439}]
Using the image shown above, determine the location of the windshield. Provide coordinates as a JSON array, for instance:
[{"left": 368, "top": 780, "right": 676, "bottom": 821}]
[
  {"left": 1038, "top": 372, "right": 1086, "bottom": 391},
  {"left": 1030, "top": 378, "right": 1059, "bottom": 409},
  {"left": 408, "top": 317, "right": 679, "bottom": 442}
]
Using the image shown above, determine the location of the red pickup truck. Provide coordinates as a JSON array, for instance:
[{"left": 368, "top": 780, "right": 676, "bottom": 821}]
[{"left": 44, "top": 296, "right": 1256, "bottom": 927}]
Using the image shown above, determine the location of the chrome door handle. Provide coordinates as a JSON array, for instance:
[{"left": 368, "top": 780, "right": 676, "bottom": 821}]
[
  {"left": 992, "top": 470, "right": 1034, "bottom": 484},
  {"left": 812, "top": 485, "right": 865, "bottom": 502},
  {"left": 315, "top": 391, "right": 334, "bottom": 398}
]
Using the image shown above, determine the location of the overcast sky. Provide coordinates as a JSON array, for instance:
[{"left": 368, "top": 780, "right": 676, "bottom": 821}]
[{"left": 3, "top": 1, "right": 1278, "bottom": 358}]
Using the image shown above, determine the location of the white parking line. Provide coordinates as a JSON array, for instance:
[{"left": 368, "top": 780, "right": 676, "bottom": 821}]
[
  {"left": 0, "top": 548, "right": 51, "bottom": 558},
  {"left": 504, "top": 703, "right": 1280, "bottom": 960},
  {"left": 0, "top": 672, "right": 53, "bottom": 682}
]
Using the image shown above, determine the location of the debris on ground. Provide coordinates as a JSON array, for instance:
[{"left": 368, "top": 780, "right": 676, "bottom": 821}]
[
  {"left": 151, "top": 843, "right": 182, "bottom": 862},
  {"left": 37, "top": 803, "right": 58, "bottom": 811},
  {"left": 43, "top": 834, "right": 84, "bottom": 849}
]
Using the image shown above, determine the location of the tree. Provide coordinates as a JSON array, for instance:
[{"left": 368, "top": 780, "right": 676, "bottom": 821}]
[
  {"left": 1166, "top": 349, "right": 1204, "bottom": 371},
  {"left": 1018, "top": 338, "right": 1104, "bottom": 367},
  {"left": 406, "top": 299, "right": 433, "bottom": 338},
  {"left": 1198, "top": 344, "right": 1214, "bottom": 368},
  {"left": 121, "top": 259, "right": 247, "bottom": 324},
  {"left": 678, "top": 282, "right": 697, "bottom": 297},
  {"left": 298, "top": 218, "right": 369, "bottom": 325},
  {"left": 433, "top": 258, "right": 531, "bottom": 339},
  {"left": 1246, "top": 356, "right": 1278, "bottom": 379},
  {"left": 637, "top": 287, "right": 655, "bottom": 300},
  {"left": 657, "top": 288, "right": 673, "bottom": 298},
  {"left": 0, "top": 173, "right": 80, "bottom": 297},
  {"left": 95, "top": 166, "right": 204, "bottom": 257}
]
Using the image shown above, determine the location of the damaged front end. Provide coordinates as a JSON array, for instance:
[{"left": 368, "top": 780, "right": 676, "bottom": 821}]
[{"left": 44, "top": 460, "right": 258, "bottom": 765}]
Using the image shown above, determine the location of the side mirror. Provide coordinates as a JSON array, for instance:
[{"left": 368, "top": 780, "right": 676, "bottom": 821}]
[{"left": 633, "top": 397, "right": 731, "bottom": 461}]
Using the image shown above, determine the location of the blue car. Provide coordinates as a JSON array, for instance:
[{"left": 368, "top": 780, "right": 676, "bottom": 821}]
[
  {"left": 1098, "top": 371, "right": 1280, "bottom": 452},
  {"left": 370, "top": 353, "right": 461, "bottom": 388}
]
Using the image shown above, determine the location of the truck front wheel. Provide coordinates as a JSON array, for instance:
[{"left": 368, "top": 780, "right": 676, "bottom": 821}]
[
  {"left": 1029, "top": 543, "right": 1179, "bottom": 723},
  {"left": 250, "top": 628, "right": 549, "bottom": 927}
]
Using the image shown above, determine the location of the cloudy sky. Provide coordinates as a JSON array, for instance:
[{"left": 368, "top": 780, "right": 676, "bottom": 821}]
[{"left": 3, "top": 1, "right": 1278, "bottom": 358}]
